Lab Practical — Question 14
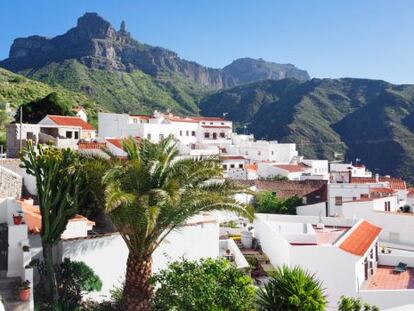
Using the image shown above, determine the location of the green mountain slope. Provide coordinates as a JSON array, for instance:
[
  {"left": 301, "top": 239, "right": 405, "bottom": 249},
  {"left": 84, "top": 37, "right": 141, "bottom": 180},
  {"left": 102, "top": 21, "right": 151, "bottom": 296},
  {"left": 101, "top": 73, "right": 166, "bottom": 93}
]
[
  {"left": 0, "top": 67, "right": 97, "bottom": 110},
  {"left": 0, "top": 67, "right": 99, "bottom": 146},
  {"left": 200, "top": 78, "right": 414, "bottom": 182},
  {"left": 21, "top": 59, "right": 208, "bottom": 115}
]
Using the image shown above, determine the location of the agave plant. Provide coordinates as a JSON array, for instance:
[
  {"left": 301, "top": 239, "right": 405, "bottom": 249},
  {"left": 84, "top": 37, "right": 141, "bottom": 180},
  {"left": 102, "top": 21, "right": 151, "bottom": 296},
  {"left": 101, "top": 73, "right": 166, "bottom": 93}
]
[
  {"left": 257, "top": 265, "right": 327, "bottom": 311},
  {"left": 103, "top": 136, "right": 254, "bottom": 310}
]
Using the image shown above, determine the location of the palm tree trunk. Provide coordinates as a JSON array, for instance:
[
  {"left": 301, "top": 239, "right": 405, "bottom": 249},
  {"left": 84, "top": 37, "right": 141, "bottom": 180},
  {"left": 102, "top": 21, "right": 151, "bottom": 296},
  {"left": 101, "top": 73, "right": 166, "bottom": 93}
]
[
  {"left": 121, "top": 254, "right": 153, "bottom": 311},
  {"left": 42, "top": 242, "right": 59, "bottom": 304}
]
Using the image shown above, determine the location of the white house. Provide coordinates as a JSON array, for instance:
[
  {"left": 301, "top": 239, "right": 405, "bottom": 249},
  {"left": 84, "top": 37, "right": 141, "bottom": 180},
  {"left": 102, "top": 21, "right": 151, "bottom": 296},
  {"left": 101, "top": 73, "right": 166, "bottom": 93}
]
[
  {"left": 257, "top": 162, "right": 310, "bottom": 180},
  {"left": 254, "top": 214, "right": 383, "bottom": 308},
  {"left": 6, "top": 123, "right": 83, "bottom": 158},
  {"left": 329, "top": 163, "right": 372, "bottom": 183},
  {"left": 39, "top": 115, "right": 96, "bottom": 140},
  {"left": 229, "top": 134, "right": 298, "bottom": 163},
  {"left": 74, "top": 107, "right": 88, "bottom": 122}
]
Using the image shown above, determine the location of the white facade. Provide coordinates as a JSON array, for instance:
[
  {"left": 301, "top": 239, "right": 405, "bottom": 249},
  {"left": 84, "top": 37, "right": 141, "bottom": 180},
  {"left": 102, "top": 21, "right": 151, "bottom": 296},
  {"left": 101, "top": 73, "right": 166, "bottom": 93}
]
[
  {"left": 257, "top": 162, "right": 308, "bottom": 180},
  {"left": 254, "top": 214, "right": 379, "bottom": 308},
  {"left": 330, "top": 163, "right": 372, "bottom": 183},
  {"left": 327, "top": 183, "right": 399, "bottom": 216},
  {"left": 229, "top": 134, "right": 298, "bottom": 163},
  {"left": 98, "top": 112, "right": 232, "bottom": 145},
  {"left": 57, "top": 214, "right": 221, "bottom": 299},
  {"left": 341, "top": 198, "right": 414, "bottom": 246},
  {"left": 6, "top": 123, "right": 81, "bottom": 158}
]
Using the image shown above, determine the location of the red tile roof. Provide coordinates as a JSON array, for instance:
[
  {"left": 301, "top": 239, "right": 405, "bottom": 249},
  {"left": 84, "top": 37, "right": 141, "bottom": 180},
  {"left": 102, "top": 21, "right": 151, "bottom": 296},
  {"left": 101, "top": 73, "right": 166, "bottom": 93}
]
[
  {"left": 274, "top": 164, "right": 308, "bottom": 173},
  {"left": 106, "top": 137, "right": 140, "bottom": 150},
  {"left": 369, "top": 187, "right": 396, "bottom": 194},
  {"left": 78, "top": 142, "right": 106, "bottom": 150},
  {"left": 192, "top": 116, "right": 226, "bottom": 121},
  {"left": 47, "top": 115, "right": 95, "bottom": 130},
  {"left": 221, "top": 156, "right": 246, "bottom": 161},
  {"left": 167, "top": 116, "right": 199, "bottom": 123},
  {"left": 339, "top": 221, "right": 381, "bottom": 256},
  {"left": 130, "top": 114, "right": 151, "bottom": 120},
  {"left": 351, "top": 177, "right": 406, "bottom": 190}
]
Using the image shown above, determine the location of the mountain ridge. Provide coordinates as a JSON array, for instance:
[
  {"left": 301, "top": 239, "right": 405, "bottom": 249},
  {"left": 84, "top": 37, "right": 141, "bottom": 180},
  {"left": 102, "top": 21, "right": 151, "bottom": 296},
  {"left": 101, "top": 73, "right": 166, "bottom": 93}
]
[
  {"left": 200, "top": 78, "right": 414, "bottom": 182},
  {"left": 0, "top": 12, "right": 310, "bottom": 90}
]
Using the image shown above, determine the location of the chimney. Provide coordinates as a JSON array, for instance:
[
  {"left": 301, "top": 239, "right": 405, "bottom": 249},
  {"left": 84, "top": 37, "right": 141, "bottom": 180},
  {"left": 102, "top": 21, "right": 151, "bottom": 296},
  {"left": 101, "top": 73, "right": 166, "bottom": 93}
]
[{"left": 375, "top": 173, "right": 379, "bottom": 183}]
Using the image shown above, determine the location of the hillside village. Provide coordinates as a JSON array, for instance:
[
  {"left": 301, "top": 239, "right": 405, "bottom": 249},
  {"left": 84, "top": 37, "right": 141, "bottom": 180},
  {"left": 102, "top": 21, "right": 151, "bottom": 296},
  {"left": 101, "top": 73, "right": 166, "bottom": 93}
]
[{"left": 1, "top": 108, "right": 414, "bottom": 310}]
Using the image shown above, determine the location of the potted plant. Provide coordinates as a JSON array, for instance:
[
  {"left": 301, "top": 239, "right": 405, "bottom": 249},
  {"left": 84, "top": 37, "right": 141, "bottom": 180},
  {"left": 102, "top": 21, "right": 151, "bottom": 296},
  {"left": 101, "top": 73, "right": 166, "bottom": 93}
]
[
  {"left": 17, "top": 280, "right": 31, "bottom": 302},
  {"left": 13, "top": 214, "right": 23, "bottom": 225}
]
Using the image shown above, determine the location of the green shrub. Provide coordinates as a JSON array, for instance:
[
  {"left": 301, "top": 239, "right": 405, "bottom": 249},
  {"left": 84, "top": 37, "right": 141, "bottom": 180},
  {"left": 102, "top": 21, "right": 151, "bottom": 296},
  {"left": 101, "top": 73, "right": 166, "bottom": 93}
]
[
  {"left": 151, "top": 258, "right": 256, "bottom": 311},
  {"left": 254, "top": 191, "right": 301, "bottom": 215},
  {"left": 338, "top": 296, "right": 379, "bottom": 311},
  {"left": 256, "top": 265, "right": 327, "bottom": 311}
]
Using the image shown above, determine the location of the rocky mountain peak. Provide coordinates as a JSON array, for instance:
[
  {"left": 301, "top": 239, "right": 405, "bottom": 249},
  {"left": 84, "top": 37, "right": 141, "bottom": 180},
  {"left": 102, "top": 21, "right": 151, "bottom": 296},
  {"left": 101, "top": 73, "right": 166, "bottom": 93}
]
[{"left": 75, "top": 12, "right": 115, "bottom": 39}]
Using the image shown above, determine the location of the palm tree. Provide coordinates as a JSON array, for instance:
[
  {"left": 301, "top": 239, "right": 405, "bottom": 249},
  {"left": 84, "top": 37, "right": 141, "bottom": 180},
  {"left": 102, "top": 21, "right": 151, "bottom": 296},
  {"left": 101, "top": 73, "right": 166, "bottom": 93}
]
[
  {"left": 20, "top": 141, "right": 85, "bottom": 304},
  {"left": 103, "top": 136, "right": 254, "bottom": 310},
  {"left": 256, "top": 265, "right": 327, "bottom": 311}
]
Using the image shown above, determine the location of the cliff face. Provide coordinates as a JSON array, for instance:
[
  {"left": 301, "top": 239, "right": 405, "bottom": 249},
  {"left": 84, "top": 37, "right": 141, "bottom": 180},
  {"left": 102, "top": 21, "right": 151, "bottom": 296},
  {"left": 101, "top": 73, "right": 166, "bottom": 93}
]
[
  {"left": 1, "top": 13, "right": 232, "bottom": 89},
  {"left": 1, "top": 13, "right": 309, "bottom": 89}
]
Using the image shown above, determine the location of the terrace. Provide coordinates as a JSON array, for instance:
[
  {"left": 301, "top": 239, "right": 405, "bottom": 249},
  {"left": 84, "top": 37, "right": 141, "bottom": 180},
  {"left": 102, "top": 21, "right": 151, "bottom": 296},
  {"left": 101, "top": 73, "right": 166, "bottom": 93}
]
[{"left": 363, "top": 266, "right": 414, "bottom": 290}]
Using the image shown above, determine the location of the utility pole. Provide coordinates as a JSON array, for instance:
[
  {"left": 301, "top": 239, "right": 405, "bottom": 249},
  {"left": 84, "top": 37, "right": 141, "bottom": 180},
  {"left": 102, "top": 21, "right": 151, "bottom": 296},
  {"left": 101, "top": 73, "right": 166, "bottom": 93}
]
[{"left": 19, "top": 106, "right": 23, "bottom": 153}]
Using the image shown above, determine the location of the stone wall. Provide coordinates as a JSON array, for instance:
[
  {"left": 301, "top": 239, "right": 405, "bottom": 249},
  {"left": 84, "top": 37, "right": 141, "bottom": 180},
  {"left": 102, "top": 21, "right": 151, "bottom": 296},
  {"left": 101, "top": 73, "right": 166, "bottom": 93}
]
[{"left": 0, "top": 165, "right": 22, "bottom": 198}]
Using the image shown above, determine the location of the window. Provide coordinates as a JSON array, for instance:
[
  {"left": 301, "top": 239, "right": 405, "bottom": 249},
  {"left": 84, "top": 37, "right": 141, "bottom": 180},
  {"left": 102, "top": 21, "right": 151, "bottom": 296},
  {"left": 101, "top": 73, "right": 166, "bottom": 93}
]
[
  {"left": 147, "top": 134, "right": 151, "bottom": 140},
  {"left": 191, "top": 131, "right": 196, "bottom": 136},
  {"left": 210, "top": 122, "right": 213, "bottom": 125},
  {"left": 230, "top": 164, "right": 235, "bottom": 169},
  {"left": 202, "top": 122, "right": 206, "bottom": 124},
  {"left": 257, "top": 151, "right": 261, "bottom": 156},
  {"left": 179, "top": 130, "right": 183, "bottom": 136},
  {"left": 352, "top": 197, "right": 357, "bottom": 201},
  {"left": 74, "top": 131, "right": 79, "bottom": 139},
  {"left": 222, "top": 164, "right": 227, "bottom": 170},
  {"left": 204, "top": 132, "right": 210, "bottom": 138},
  {"left": 221, "top": 122, "right": 225, "bottom": 125},
  {"left": 159, "top": 134, "right": 164, "bottom": 140},
  {"left": 66, "top": 131, "right": 72, "bottom": 139},
  {"left": 335, "top": 196, "right": 342, "bottom": 206},
  {"left": 220, "top": 132, "right": 225, "bottom": 138},
  {"left": 186, "top": 130, "right": 189, "bottom": 136},
  {"left": 384, "top": 201, "right": 391, "bottom": 212},
  {"left": 245, "top": 151, "right": 249, "bottom": 155},
  {"left": 271, "top": 151, "right": 274, "bottom": 155},
  {"left": 361, "top": 194, "right": 369, "bottom": 199},
  {"left": 212, "top": 133, "right": 217, "bottom": 140},
  {"left": 133, "top": 118, "right": 138, "bottom": 124},
  {"left": 239, "top": 164, "right": 243, "bottom": 169}
]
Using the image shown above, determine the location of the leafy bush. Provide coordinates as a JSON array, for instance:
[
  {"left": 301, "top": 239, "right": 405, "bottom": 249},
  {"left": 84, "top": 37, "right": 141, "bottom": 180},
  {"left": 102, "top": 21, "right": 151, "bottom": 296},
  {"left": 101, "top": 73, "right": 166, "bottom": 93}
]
[
  {"left": 400, "top": 205, "right": 411, "bottom": 213},
  {"left": 338, "top": 296, "right": 379, "bottom": 311},
  {"left": 254, "top": 191, "right": 301, "bottom": 215},
  {"left": 151, "top": 258, "right": 256, "bottom": 311},
  {"left": 58, "top": 258, "right": 102, "bottom": 305},
  {"left": 32, "top": 258, "right": 102, "bottom": 309},
  {"left": 256, "top": 265, "right": 327, "bottom": 311}
]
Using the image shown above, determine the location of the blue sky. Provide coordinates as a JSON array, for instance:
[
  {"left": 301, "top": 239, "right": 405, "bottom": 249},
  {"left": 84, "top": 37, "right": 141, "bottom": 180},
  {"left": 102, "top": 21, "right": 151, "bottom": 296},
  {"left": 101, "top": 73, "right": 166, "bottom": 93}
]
[{"left": 1, "top": 0, "right": 414, "bottom": 84}]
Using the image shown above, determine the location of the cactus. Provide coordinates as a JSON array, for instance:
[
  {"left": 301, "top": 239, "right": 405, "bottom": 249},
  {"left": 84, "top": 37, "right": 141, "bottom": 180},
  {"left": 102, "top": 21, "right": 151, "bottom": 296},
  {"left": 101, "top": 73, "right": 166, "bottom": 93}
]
[{"left": 20, "top": 141, "right": 85, "bottom": 304}]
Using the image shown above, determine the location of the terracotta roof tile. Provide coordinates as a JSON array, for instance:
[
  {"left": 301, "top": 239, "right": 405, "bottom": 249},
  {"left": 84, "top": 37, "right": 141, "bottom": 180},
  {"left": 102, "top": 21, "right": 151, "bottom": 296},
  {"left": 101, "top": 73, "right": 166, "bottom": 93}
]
[
  {"left": 47, "top": 115, "right": 95, "bottom": 131},
  {"left": 369, "top": 187, "right": 396, "bottom": 194},
  {"left": 339, "top": 221, "right": 381, "bottom": 256},
  {"left": 351, "top": 177, "right": 406, "bottom": 190},
  {"left": 274, "top": 164, "right": 307, "bottom": 173}
]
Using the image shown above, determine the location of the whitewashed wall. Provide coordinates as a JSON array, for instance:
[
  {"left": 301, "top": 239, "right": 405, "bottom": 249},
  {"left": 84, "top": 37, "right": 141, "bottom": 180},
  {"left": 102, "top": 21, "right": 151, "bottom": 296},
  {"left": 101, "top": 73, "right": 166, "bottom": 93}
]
[
  {"left": 59, "top": 221, "right": 219, "bottom": 299},
  {"left": 342, "top": 200, "right": 414, "bottom": 246},
  {"left": 360, "top": 290, "right": 414, "bottom": 310}
]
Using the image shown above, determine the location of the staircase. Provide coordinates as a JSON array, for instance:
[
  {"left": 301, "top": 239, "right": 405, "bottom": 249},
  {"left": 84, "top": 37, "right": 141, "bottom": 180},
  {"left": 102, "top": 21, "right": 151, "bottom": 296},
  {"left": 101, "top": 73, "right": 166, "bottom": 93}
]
[{"left": 0, "top": 272, "right": 30, "bottom": 311}]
